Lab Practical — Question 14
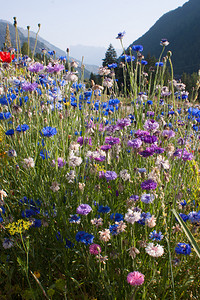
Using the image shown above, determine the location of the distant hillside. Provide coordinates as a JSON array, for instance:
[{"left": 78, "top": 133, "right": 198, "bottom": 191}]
[
  {"left": 127, "top": 0, "right": 200, "bottom": 75},
  {"left": 0, "top": 20, "right": 97, "bottom": 78}
]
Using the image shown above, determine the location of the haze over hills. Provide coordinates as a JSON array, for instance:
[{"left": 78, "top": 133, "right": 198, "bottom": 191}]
[
  {"left": 127, "top": 0, "right": 200, "bottom": 75},
  {"left": 69, "top": 44, "right": 122, "bottom": 67},
  {"left": 0, "top": 19, "right": 98, "bottom": 77}
]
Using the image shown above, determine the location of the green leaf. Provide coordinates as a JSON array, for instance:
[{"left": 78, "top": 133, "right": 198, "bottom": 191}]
[{"left": 172, "top": 209, "right": 200, "bottom": 259}]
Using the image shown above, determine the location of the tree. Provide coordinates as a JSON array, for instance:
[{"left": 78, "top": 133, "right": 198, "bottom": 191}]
[{"left": 102, "top": 44, "right": 117, "bottom": 67}]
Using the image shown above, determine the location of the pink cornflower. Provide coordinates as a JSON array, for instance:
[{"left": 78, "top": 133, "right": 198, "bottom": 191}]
[
  {"left": 89, "top": 244, "right": 101, "bottom": 255},
  {"left": 127, "top": 271, "right": 145, "bottom": 286},
  {"left": 99, "top": 229, "right": 111, "bottom": 242}
]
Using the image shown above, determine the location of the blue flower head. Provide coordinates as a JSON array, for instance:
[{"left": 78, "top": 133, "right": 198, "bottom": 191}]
[
  {"left": 98, "top": 205, "right": 111, "bottom": 214},
  {"left": 132, "top": 45, "right": 143, "bottom": 52},
  {"left": 175, "top": 243, "right": 191, "bottom": 255},
  {"left": 110, "top": 213, "right": 123, "bottom": 222},
  {"left": 40, "top": 126, "right": 57, "bottom": 137},
  {"left": 149, "top": 230, "right": 163, "bottom": 241}
]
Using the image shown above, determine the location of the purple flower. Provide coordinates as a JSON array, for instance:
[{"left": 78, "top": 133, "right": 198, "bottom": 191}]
[
  {"left": 135, "top": 129, "right": 150, "bottom": 138},
  {"left": 105, "top": 171, "right": 118, "bottom": 181},
  {"left": 127, "top": 138, "right": 142, "bottom": 148},
  {"left": 139, "top": 149, "right": 154, "bottom": 157},
  {"left": 22, "top": 81, "right": 38, "bottom": 92},
  {"left": 141, "top": 180, "right": 157, "bottom": 190},
  {"left": 141, "top": 193, "right": 155, "bottom": 204},
  {"left": 101, "top": 145, "right": 112, "bottom": 151},
  {"left": 144, "top": 119, "right": 159, "bottom": 132},
  {"left": 77, "top": 136, "right": 92, "bottom": 146},
  {"left": 46, "top": 63, "right": 64, "bottom": 73},
  {"left": 99, "top": 171, "right": 105, "bottom": 179},
  {"left": 76, "top": 204, "right": 92, "bottom": 215},
  {"left": 28, "top": 62, "right": 44, "bottom": 73},
  {"left": 52, "top": 157, "right": 66, "bottom": 168},
  {"left": 130, "top": 195, "right": 139, "bottom": 201},
  {"left": 105, "top": 136, "right": 120, "bottom": 145},
  {"left": 162, "top": 130, "right": 175, "bottom": 139},
  {"left": 116, "top": 118, "right": 131, "bottom": 129},
  {"left": 141, "top": 135, "right": 158, "bottom": 144}
]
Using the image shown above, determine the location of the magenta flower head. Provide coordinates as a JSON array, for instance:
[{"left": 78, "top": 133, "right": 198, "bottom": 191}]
[
  {"left": 76, "top": 204, "right": 92, "bottom": 215},
  {"left": 127, "top": 271, "right": 145, "bottom": 286},
  {"left": 89, "top": 244, "right": 101, "bottom": 255},
  {"left": 141, "top": 179, "right": 157, "bottom": 190}
]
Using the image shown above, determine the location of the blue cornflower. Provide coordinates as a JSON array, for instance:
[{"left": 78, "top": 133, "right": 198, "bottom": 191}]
[
  {"left": 149, "top": 230, "right": 163, "bottom": 241},
  {"left": 110, "top": 213, "right": 123, "bottom": 222},
  {"left": 39, "top": 150, "right": 50, "bottom": 159},
  {"left": 155, "top": 62, "right": 164, "bottom": 67},
  {"left": 132, "top": 45, "right": 143, "bottom": 52},
  {"left": 98, "top": 205, "right": 111, "bottom": 214},
  {"left": 137, "top": 212, "right": 151, "bottom": 225},
  {"left": 69, "top": 214, "right": 81, "bottom": 223},
  {"left": 175, "top": 243, "right": 191, "bottom": 255},
  {"left": 40, "top": 126, "right": 57, "bottom": 137},
  {"left": 5, "top": 129, "right": 14, "bottom": 136},
  {"left": 0, "top": 112, "right": 12, "bottom": 120},
  {"left": 65, "top": 238, "right": 74, "bottom": 248},
  {"left": 16, "top": 124, "right": 29, "bottom": 132},
  {"left": 108, "top": 63, "right": 117, "bottom": 69},
  {"left": 188, "top": 211, "right": 200, "bottom": 223},
  {"left": 75, "top": 231, "right": 94, "bottom": 245},
  {"left": 141, "top": 60, "right": 148, "bottom": 65},
  {"left": 109, "top": 224, "right": 119, "bottom": 235},
  {"left": 116, "top": 31, "right": 126, "bottom": 39},
  {"left": 179, "top": 213, "right": 189, "bottom": 222}
]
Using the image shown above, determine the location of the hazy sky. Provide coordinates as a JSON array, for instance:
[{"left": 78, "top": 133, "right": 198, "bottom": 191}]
[{"left": 1, "top": 0, "right": 188, "bottom": 51}]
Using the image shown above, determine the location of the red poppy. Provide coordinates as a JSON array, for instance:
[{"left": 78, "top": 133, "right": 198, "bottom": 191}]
[{"left": 0, "top": 51, "right": 15, "bottom": 63}]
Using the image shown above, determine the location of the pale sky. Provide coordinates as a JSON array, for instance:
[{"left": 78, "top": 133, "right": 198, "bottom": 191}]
[{"left": 1, "top": 0, "right": 188, "bottom": 51}]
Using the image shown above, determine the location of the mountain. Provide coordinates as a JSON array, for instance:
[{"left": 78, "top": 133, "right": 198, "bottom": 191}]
[
  {"left": 0, "top": 19, "right": 97, "bottom": 78},
  {"left": 127, "top": 0, "right": 200, "bottom": 75}
]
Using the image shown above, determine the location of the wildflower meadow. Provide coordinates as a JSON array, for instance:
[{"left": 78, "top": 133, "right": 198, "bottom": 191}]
[{"left": 0, "top": 28, "right": 200, "bottom": 299}]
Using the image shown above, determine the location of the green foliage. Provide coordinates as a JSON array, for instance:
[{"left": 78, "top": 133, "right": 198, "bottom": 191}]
[{"left": 102, "top": 44, "right": 117, "bottom": 67}]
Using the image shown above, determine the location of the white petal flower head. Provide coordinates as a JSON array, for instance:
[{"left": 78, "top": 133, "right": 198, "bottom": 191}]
[
  {"left": 120, "top": 169, "right": 131, "bottom": 181},
  {"left": 69, "top": 156, "right": 82, "bottom": 167},
  {"left": 22, "top": 157, "right": 35, "bottom": 168},
  {"left": 155, "top": 155, "right": 170, "bottom": 170},
  {"left": 145, "top": 243, "right": 164, "bottom": 257},
  {"left": 125, "top": 209, "right": 141, "bottom": 224},
  {"left": 50, "top": 181, "right": 60, "bottom": 192}
]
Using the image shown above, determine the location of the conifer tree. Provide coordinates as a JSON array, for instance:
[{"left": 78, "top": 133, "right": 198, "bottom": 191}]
[{"left": 102, "top": 44, "right": 117, "bottom": 67}]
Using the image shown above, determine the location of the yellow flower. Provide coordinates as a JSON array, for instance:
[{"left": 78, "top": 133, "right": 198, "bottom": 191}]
[
  {"left": 33, "top": 271, "right": 41, "bottom": 279},
  {"left": 5, "top": 219, "right": 32, "bottom": 235}
]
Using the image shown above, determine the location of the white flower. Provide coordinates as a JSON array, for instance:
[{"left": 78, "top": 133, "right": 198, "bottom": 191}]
[
  {"left": 145, "top": 243, "right": 164, "bottom": 257},
  {"left": 69, "top": 156, "right": 82, "bottom": 167},
  {"left": 66, "top": 170, "right": 76, "bottom": 183},
  {"left": 3, "top": 238, "right": 13, "bottom": 249},
  {"left": 124, "top": 209, "right": 141, "bottom": 224},
  {"left": 103, "top": 77, "right": 113, "bottom": 88},
  {"left": 22, "top": 157, "right": 35, "bottom": 168},
  {"left": 50, "top": 181, "right": 60, "bottom": 192},
  {"left": 64, "top": 71, "right": 78, "bottom": 82},
  {"left": 69, "top": 142, "right": 80, "bottom": 152},
  {"left": 0, "top": 190, "right": 7, "bottom": 201},
  {"left": 155, "top": 155, "right": 170, "bottom": 170},
  {"left": 98, "top": 66, "right": 110, "bottom": 76},
  {"left": 146, "top": 215, "right": 156, "bottom": 228},
  {"left": 91, "top": 218, "right": 103, "bottom": 227},
  {"left": 120, "top": 169, "right": 131, "bottom": 181},
  {"left": 99, "top": 229, "right": 111, "bottom": 242}
]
